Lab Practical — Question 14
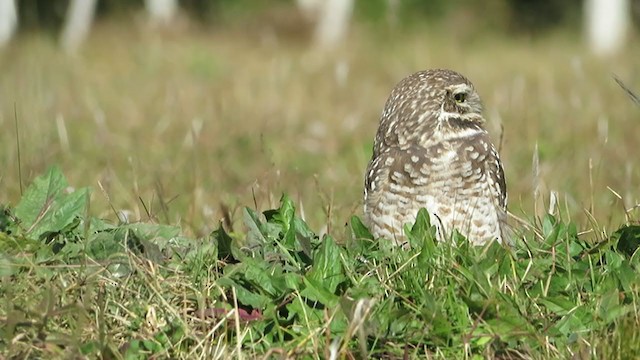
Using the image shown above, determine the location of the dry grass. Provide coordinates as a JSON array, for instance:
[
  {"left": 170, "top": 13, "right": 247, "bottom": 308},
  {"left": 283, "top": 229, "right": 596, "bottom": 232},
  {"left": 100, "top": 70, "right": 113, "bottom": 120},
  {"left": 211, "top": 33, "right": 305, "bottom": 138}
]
[{"left": 1, "top": 17, "right": 639, "bottom": 240}]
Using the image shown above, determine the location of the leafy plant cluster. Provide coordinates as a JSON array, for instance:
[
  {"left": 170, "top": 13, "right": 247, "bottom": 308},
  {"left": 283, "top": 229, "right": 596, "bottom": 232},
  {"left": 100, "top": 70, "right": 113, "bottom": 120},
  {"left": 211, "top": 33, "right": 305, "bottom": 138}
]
[{"left": 2, "top": 167, "right": 640, "bottom": 358}]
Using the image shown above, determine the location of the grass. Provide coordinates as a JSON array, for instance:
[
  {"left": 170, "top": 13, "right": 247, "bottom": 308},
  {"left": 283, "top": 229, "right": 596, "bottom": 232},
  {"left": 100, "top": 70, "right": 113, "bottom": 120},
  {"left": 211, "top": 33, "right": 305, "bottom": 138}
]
[{"left": 1, "top": 15, "right": 640, "bottom": 359}]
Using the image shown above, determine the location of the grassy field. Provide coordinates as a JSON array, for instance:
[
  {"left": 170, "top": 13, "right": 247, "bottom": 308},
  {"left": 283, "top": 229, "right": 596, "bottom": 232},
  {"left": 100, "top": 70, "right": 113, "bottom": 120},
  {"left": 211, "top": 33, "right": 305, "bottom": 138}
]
[{"left": 1, "top": 15, "right": 640, "bottom": 359}]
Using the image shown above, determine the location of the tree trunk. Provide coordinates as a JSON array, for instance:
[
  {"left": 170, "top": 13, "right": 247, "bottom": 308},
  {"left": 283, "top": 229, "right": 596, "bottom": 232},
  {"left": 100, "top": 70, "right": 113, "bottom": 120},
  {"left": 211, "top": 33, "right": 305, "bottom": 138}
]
[
  {"left": 314, "top": 0, "right": 354, "bottom": 49},
  {"left": 60, "top": 0, "right": 98, "bottom": 53},
  {"left": 585, "top": 0, "right": 630, "bottom": 57},
  {"left": 387, "top": 0, "right": 400, "bottom": 27},
  {"left": 0, "top": 0, "right": 17, "bottom": 47},
  {"left": 145, "top": 0, "right": 178, "bottom": 25}
]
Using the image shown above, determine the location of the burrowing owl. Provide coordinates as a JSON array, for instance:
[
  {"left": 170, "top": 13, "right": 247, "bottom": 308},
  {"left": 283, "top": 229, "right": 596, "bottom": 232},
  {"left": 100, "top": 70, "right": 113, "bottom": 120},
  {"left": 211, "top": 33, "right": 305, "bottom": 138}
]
[{"left": 363, "top": 69, "right": 507, "bottom": 246}]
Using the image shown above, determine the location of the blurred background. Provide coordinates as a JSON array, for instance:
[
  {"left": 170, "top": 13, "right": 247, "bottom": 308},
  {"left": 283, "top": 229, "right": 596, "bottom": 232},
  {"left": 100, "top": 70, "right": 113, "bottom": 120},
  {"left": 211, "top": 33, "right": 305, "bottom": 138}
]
[{"left": 0, "top": 0, "right": 639, "bottom": 239}]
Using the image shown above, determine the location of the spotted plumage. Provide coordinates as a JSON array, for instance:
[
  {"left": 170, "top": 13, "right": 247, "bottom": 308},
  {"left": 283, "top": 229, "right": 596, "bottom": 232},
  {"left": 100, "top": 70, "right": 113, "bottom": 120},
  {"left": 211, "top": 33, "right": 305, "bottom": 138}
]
[{"left": 363, "top": 69, "right": 507, "bottom": 246}]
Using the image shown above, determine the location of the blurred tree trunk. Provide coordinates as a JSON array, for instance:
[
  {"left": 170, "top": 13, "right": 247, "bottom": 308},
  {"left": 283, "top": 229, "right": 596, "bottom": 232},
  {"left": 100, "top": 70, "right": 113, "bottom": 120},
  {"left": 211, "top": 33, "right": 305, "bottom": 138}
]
[
  {"left": 585, "top": 0, "right": 630, "bottom": 57},
  {"left": 296, "top": 0, "right": 354, "bottom": 49},
  {"left": 387, "top": 0, "right": 400, "bottom": 27},
  {"left": 60, "top": 0, "right": 97, "bottom": 53},
  {"left": 0, "top": 0, "right": 17, "bottom": 47},
  {"left": 314, "top": 0, "right": 354, "bottom": 48},
  {"left": 145, "top": 0, "right": 177, "bottom": 25}
]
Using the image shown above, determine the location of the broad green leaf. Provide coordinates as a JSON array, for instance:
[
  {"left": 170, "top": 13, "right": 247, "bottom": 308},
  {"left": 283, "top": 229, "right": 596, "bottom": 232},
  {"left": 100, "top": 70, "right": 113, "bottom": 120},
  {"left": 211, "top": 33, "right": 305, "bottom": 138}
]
[
  {"left": 275, "top": 194, "right": 296, "bottom": 247},
  {"left": 542, "top": 214, "right": 559, "bottom": 245},
  {"left": 615, "top": 261, "right": 637, "bottom": 292},
  {"left": 602, "top": 304, "right": 632, "bottom": 323},
  {"left": 87, "top": 222, "right": 180, "bottom": 261},
  {"left": 37, "top": 187, "right": 89, "bottom": 240},
  {"left": 568, "top": 238, "right": 586, "bottom": 258},
  {"left": 89, "top": 217, "right": 116, "bottom": 232},
  {"left": 294, "top": 217, "right": 315, "bottom": 257},
  {"left": 598, "top": 287, "right": 620, "bottom": 315},
  {"left": 216, "top": 277, "right": 270, "bottom": 308},
  {"left": 300, "top": 276, "right": 339, "bottom": 307},
  {"left": 87, "top": 231, "right": 125, "bottom": 260},
  {"left": 15, "top": 166, "right": 68, "bottom": 229},
  {"left": 286, "top": 297, "right": 325, "bottom": 325},
  {"left": 553, "top": 307, "right": 590, "bottom": 335},
  {"left": 350, "top": 215, "right": 374, "bottom": 240},
  {"left": 547, "top": 273, "right": 570, "bottom": 294},
  {"left": 283, "top": 273, "right": 302, "bottom": 291},
  {"left": 276, "top": 194, "right": 295, "bottom": 232},
  {"left": 14, "top": 166, "right": 89, "bottom": 240},
  {"left": 306, "top": 235, "right": 346, "bottom": 294},
  {"left": 407, "top": 208, "right": 437, "bottom": 250},
  {"left": 242, "top": 257, "right": 287, "bottom": 297},
  {"left": 244, "top": 207, "right": 268, "bottom": 246},
  {"left": 539, "top": 296, "right": 576, "bottom": 315},
  {"left": 122, "top": 222, "right": 180, "bottom": 241},
  {"left": 605, "top": 250, "right": 623, "bottom": 270},
  {"left": 293, "top": 216, "right": 316, "bottom": 240},
  {"left": 212, "top": 224, "right": 235, "bottom": 261},
  {"left": 614, "top": 225, "right": 640, "bottom": 257}
]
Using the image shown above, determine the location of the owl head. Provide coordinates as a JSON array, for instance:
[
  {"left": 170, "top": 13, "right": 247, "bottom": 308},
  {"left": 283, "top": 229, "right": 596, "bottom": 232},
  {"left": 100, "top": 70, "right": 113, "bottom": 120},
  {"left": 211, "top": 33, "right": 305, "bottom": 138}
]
[{"left": 374, "top": 69, "right": 485, "bottom": 152}]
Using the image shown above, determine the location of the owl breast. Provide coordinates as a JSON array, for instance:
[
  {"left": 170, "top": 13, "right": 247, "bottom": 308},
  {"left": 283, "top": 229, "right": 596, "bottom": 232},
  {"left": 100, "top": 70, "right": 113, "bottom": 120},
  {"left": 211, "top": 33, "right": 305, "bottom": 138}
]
[{"left": 364, "top": 132, "right": 506, "bottom": 246}]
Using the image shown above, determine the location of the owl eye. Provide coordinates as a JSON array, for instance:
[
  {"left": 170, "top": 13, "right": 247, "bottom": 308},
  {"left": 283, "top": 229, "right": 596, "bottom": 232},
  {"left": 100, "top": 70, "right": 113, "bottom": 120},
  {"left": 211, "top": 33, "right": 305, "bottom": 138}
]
[{"left": 454, "top": 92, "right": 466, "bottom": 103}]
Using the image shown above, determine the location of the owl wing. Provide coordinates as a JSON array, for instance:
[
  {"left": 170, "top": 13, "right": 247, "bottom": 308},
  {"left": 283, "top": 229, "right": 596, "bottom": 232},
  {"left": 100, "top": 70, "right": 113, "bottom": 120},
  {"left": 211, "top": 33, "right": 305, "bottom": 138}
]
[
  {"left": 477, "top": 136, "right": 507, "bottom": 211},
  {"left": 443, "top": 133, "right": 508, "bottom": 211},
  {"left": 364, "top": 145, "right": 437, "bottom": 200},
  {"left": 470, "top": 134, "right": 509, "bottom": 241},
  {"left": 489, "top": 145, "right": 507, "bottom": 210},
  {"left": 363, "top": 145, "right": 437, "bottom": 240},
  {"left": 367, "top": 138, "right": 506, "bottom": 203}
]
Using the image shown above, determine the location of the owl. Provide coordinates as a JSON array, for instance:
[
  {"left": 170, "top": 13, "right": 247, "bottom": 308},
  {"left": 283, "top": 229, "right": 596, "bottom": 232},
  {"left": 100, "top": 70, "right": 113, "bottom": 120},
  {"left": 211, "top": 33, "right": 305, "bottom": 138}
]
[{"left": 363, "top": 69, "right": 507, "bottom": 246}]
